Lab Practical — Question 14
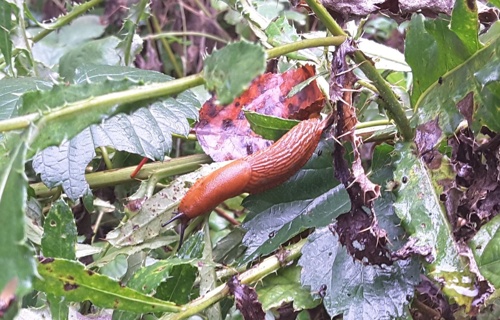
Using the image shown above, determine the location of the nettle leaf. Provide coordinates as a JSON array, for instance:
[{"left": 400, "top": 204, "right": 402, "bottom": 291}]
[
  {"left": 413, "top": 33, "right": 500, "bottom": 134},
  {"left": 41, "top": 199, "right": 77, "bottom": 260},
  {"left": 241, "top": 139, "right": 350, "bottom": 264},
  {"left": 470, "top": 215, "right": 500, "bottom": 287},
  {"left": 0, "top": 77, "right": 52, "bottom": 122},
  {"left": 33, "top": 258, "right": 180, "bottom": 314},
  {"left": 203, "top": 41, "right": 266, "bottom": 105},
  {"left": 32, "top": 65, "right": 199, "bottom": 200},
  {"left": 299, "top": 227, "right": 418, "bottom": 320},
  {"left": 256, "top": 265, "right": 320, "bottom": 312},
  {"left": 405, "top": 14, "right": 472, "bottom": 107},
  {"left": 0, "top": 130, "right": 36, "bottom": 301},
  {"left": 392, "top": 142, "right": 475, "bottom": 307}
]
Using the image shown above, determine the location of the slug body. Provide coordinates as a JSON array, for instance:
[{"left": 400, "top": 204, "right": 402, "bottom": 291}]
[{"left": 163, "top": 117, "right": 328, "bottom": 246}]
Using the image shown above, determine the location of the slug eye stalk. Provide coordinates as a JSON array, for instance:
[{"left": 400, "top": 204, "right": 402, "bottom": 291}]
[{"left": 162, "top": 212, "right": 188, "bottom": 248}]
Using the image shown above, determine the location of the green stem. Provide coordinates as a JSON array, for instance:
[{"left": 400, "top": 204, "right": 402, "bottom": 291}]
[
  {"left": 266, "top": 36, "right": 346, "bottom": 59},
  {"left": 151, "top": 15, "right": 184, "bottom": 78},
  {"left": 30, "top": 154, "right": 212, "bottom": 197},
  {"left": 0, "top": 74, "right": 205, "bottom": 133},
  {"left": 143, "top": 31, "right": 229, "bottom": 44},
  {"left": 32, "top": 0, "right": 104, "bottom": 43},
  {"left": 305, "top": 0, "right": 414, "bottom": 141},
  {"left": 99, "top": 147, "right": 113, "bottom": 170},
  {"left": 165, "top": 238, "right": 307, "bottom": 320}
]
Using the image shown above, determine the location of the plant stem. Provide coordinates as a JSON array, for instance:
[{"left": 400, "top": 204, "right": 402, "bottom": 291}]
[
  {"left": 266, "top": 36, "right": 346, "bottom": 59},
  {"left": 305, "top": 0, "right": 414, "bottom": 141},
  {"left": 0, "top": 74, "right": 205, "bottom": 133},
  {"left": 151, "top": 14, "right": 184, "bottom": 78},
  {"left": 30, "top": 154, "right": 212, "bottom": 197},
  {"left": 165, "top": 238, "right": 307, "bottom": 320},
  {"left": 143, "top": 31, "right": 229, "bottom": 44},
  {"left": 32, "top": 0, "right": 104, "bottom": 43}
]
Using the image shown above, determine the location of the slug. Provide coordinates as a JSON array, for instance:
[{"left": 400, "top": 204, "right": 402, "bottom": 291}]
[{"left": 162, "top": 116, "right": 332, "bottom": 246}]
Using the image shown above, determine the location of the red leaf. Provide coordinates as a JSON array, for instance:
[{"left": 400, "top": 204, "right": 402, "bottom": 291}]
[{"left": 196, "top": 65, "right": 325, "bottom": 161}]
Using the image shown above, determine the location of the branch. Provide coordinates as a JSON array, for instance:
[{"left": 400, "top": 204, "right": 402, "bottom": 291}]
[
  {"left": 163, "top": 238, "right": 307, "bottom": 320},
  {"left": 305, "top": 0, "right": 414, "bottom": 141}
]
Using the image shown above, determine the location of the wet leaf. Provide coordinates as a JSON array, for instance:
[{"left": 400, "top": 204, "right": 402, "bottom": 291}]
[
  {"left": 413, "top": 30, "right": 500, "bottom": 134},
  {"left": 196, "top": 65, "right": 324, "bottom": 161},
  {"left": 203, "top": 41, "right": 266, "bottom": 105},
  {"left": 299, "top": 228, "right": 419, "bottom": 320},
  {"left": 34, "top": 258, "right": 180, "bottom": 313},
  {"left": 392, "top": 142, "right": 476, "bottom": 307},
  {"left": 406, "top": 14, "right": 472, "bottom": 107}
]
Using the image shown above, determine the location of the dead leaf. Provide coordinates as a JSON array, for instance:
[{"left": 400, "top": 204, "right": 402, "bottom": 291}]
[
  {"left": 227, "top": 276, "right": 265, "bottom": 320},
  {"left": 196, "top": 65, "right": 325, "bottom": 161}
]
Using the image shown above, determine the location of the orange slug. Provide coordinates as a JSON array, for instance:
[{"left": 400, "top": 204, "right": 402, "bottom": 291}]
[{"left": 162, "top": 116, "right": 331, "bottom": 246}]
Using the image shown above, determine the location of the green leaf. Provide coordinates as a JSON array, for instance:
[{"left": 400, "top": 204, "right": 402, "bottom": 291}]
[
  {"left": 0, "top": 1, "right": 14, "bottom": 71},
  {"left": 391, "top": 142, "right": 475, "bottom": 307},
  {"left": 117, "top": 0, "right": 147, "bottom": 65},
  {"left": 0, "top": 129, "right": 36, "bottom": 307},
  {"left": 21, "top": 79, "right": 141, "bottom": 157},
  {"left": 405, "top": 14, "right": 472, "bottom": 107},
  {"left": 0, "top": 78, "right": 52, "bottom": 122},
  {"left": 31, "top": 15, "right": 106, "bottom": 68},
  {"left": 42, "top": 199, "right": 77, "bottom": 260},
  {"left": 470, "top": 215, "right": 500, "bottom": 288},
  {"left": 58, "top": 36, "right": 123, "bottom": 81},
  {"left": 256, "top": 265, "right": 320, "bottom": 311},
  {"left": 127, "top": 258, "right": 197, "bottom": 302},
  {"left": 241, "top": 139, "right": 351, "bottom": 264},
  {"left": 413, "top": 34, "right": 500, "bottom": 133},
  {"left": 450, "top": 0, "right": 481, "bottom": 56},
  {"left": 31, "top": 65, "right": 200, "bottom": 200},
  {"left": 244, "top": 111, "right": 299, "bottom": 140},
  {"left": 265, "top": 16, "right": 318, "bottom": 61},
  {"left": 299, "top": 228, "right": 418, "bottom": 320},
  {"left": 203, "top": 41, "right": 266, "bottom": 105},
  {"left": 33, "top": 258, "right": 181, "bottom": 313}
]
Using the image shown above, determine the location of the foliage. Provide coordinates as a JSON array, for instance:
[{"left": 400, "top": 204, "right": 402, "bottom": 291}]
[{"left": 0, "top": 0, "right": 500, "bottom": 319}]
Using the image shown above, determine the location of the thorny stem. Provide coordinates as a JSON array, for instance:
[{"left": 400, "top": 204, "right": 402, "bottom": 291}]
[
  {"left": 163, "top": 238, "right": 307, "bottom": 320},
  {"left": 305, "top": 0, "right": 414, "bottom": 141},
  {"left": 0, "top": 37, "right": 344, "bottom": 134},
  {"left": 30, "top": 154, "right": 212, "bottom": 197},
  {"left": 32, "top": 0, "right": 104, "bottom": 43}
]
